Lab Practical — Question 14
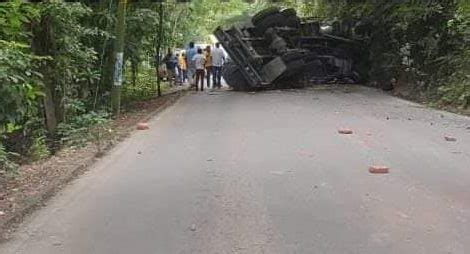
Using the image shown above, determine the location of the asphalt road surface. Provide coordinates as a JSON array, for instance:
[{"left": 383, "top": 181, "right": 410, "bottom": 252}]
[{"left": 1, "top": 86, "right": 470, "bottom": 254}]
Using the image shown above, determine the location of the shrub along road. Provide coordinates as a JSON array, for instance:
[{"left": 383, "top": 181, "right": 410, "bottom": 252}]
[{"left": 1, "top": 86, "right": 469, "bottom": 254}]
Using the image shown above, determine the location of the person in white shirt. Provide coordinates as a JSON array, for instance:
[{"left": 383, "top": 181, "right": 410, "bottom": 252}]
[
  {"left": 192, "top": 48, "right": 206, "bottom": 91},
  {"left": 211, "top": 43, "right": 226, "bottom": 88}
]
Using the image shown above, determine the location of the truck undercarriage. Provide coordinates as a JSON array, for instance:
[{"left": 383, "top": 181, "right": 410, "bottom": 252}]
[{"left": 214, "top": 7, "right": 366, "bottom": 91}]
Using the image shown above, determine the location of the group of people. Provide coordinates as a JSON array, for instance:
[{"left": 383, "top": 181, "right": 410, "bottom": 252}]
[{"left": 163, "top": 42, "right": 226, "bottom": 91}]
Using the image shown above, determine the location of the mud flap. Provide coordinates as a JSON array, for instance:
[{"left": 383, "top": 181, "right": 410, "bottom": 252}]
[{"left": 261, "top": 57, "right": 287, "bottom": 84}]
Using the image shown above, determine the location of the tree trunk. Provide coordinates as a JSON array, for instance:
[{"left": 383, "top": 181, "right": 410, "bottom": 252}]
[
  {"left": 155, "top": 3, "right": 164, "bottom": 97},
  {"left": 131, "top": 60, "right": 138, "bottom": 86},
  {"left": 111, "top": 0, "right": 127, "bottom": 117},
  {"left": 32, "top": 14, "right": 59, "bottom": 133},
  {"left": 43, "top": 82, "right": 57, "bottom": 132}
]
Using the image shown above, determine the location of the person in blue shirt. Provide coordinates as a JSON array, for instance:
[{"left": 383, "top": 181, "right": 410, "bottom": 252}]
[{"left": 186, "top": 42, "right": 197, "bottom": 87}]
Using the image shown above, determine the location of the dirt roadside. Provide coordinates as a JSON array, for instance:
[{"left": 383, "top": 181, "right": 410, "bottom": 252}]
[{"left": 0, "top": 88, "right": 188, "bottom": 241}]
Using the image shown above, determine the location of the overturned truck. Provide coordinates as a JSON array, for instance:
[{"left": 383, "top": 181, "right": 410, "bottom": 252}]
[{"left": 214, "top": 7, "right": 366, "bottom": 91}]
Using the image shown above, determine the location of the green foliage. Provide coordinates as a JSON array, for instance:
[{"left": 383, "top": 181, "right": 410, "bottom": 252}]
[
  {"left": 178, "top": 0, "right": 258, "bottom": 43},
  {"left": 0, "top": 143, "right": 19, "bottom": 175},
  {"left": 437, "top": 2, "right": 470, "bottom": 108},
  {"left": 122, "top": 66, "right": 168, "bottom": 102},
  {"left": 56, "top": 111, "right": 111, "bottom": 150},
  {"left": 0, "top": 0, "right": 39, "bottom": 41},
  {"left": 125, "top": 7, "right": 159, "bottom": 84},
  {"left": 0, "top": 1, "right": 44, "bottom": 134},
  {"left": 35, "top": 2, "right": 100, "bottom": 120},
  {"left": 28, "top": 135, "right": 50, "bottom": 161},
  {"left": 0, "top": 40, "right": 45, "bottom": 133},
  {"left": 438, "top": 80, "right": 470, "bottom": 108}
]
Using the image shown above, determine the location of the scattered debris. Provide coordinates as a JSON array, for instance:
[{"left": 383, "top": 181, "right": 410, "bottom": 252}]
[
  {"left": 52, "top": 241, "right": 63, "bottom": 246},
  {"left": 0, "top": 211, "right": 5, "bottom": 217},
  {"left": 190, "top": 224, "right": 197, "bottom": 232},
  {"left": 297, "top": 150, "right": 315, "bottom": 158},
  {"left": 397, "top": 212, "right": 410, "bottom": 219},
  {"left": 444, "top": 136, "right": 457, "bottom": 142},
  {"left": 338, "top": 128, "right": 353, "bottom": 134},
  {"left": 369, "top": 166, "right": 390, "bottom": 174},
  {"left": 386, "top": 116, "right": 390, "bottom": 120},
  {"left": 136, "top": 122, "right": 149, "bottom": 130}
]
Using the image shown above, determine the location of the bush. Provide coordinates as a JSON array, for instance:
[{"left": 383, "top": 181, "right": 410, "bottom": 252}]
[
  {"left": 437, "top": 2, "right": 470, "bottom": 109},
  {"left": 0, "top": 143, "right": 18, "bottom": 176},
  {"left": 28, "top": 135, "right": 50, "bottom": 161},
  {"left": 0, "top": 40, "right": 45, "bottom": 133},
  {"left": 122, "top": 66, "right": 169, "bottom": 103},
  {"left": 57, "top": 111, "right": 111, "bottom": 153}
]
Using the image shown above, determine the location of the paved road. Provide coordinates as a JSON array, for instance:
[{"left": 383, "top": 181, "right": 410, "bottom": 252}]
[{"left": 1, "top": 86, "right": 470, "bottom": 254}]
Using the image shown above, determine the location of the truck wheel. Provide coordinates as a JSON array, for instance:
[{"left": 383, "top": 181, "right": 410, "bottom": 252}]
[
  {"left": 280, "top": 8, "right": 296, "bottom": 18},
  {"left": 254, "top": 14, "right": 291, "bottom": 36},
  {"left": 252, "top": 7, "right": 280, "bottom": 26},
  {"left": 279, "top": 8, "right": 300, "bottom": 28},
  {"left": 222, "top": 62, "right": 251, "bottom": 91}
]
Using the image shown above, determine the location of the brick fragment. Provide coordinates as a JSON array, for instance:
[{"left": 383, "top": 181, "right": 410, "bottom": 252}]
[
  {"left": 369, "top": 166, "right": 389, "bottom": 174},
  {"left": 136, "top": 122, "right": 149, "bottom": 130},
  {"left": 444, "top": 136, "right": 456, "bottom": 142}
]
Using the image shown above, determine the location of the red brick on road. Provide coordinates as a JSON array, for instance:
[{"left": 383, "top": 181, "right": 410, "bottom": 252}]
[
  {"left": 136, "top": 122, "right": 149, "bottom": 130},
  {"left": 369, "top": 166, "right": 390, "bottom": 174}
]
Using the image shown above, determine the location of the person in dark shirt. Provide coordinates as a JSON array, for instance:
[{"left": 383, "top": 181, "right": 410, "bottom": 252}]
[{"left": 163, "top": 48, "right": 177, "bottom": 86}]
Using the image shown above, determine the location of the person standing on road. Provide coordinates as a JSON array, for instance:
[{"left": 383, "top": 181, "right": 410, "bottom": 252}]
[
  {"left": 186, "top": 42, "right": 197, "bottom": 88},
  {"left": 178, "top": 52, "right": 187, "bottom": 84},
  {"left": 211, "top": 42, "right": 226, "bottom": 89},
  {"left": 204, "top": 45, "right": 213, "bottom": 89},
  {"left": 192, "top": 48, "right": 206, "bottom": 91},
  {"left": 175, "top": 53, "right": 182, "bottom": 85},
  {"left": 163, "top": 48, "right": 177, "bottom": 86}
]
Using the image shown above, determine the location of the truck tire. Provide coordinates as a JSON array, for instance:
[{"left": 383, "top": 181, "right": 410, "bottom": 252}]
[
  {"left": 280, "top": 8, "right": 296, "bottom": 18},
  {"left": 254, "top": 14, "right": 291, "bottom": 36},
  {"left": 222, "top": 62, "right": 251, "bottom": 91},
  {"left": 280, "top": 8, "right": 300, "bottom": 28},
  {"left": 252, "top": 7, "right": 280, "bottom": 25}
]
